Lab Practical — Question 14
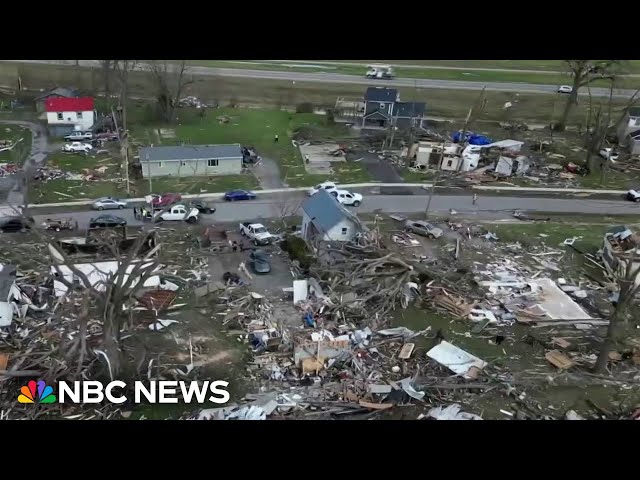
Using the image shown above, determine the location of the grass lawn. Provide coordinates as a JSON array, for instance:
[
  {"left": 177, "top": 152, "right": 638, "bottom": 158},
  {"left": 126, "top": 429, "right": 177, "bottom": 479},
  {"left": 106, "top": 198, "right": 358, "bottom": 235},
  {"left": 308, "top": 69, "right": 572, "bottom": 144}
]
[
  {"left": 578, "top": 169, "right": 640, "bottom": 190},
  {"left": 0, "top": 124, "right": 31, "bottom": 165},
  {"left": 401, "top": 169, "right": 437, "bottom": 183},
  {"left": 30, "top": 179, "right": 128, "bottom": 204},
  {"left": 132, "top": 174, "right": 259, "bottom": 197},
  {"left": 486, "top": 221, "right": 606, "bottom": 251},
  {"left": 184, "top": 60, "right": 639, "bottom": 89},
  {"left": 48, "top": 151, "right": 121, "bottom": 175}
]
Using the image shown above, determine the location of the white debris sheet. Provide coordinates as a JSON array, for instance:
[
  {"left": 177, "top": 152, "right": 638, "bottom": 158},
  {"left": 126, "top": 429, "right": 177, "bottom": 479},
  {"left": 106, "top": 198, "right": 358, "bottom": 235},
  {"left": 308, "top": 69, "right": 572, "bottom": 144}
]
[
  {"left": 427, "top": 404, "right": 483, "bottom": 420},
  {"left": 427, "top": 341, "right": 488, "bottom": 379}
]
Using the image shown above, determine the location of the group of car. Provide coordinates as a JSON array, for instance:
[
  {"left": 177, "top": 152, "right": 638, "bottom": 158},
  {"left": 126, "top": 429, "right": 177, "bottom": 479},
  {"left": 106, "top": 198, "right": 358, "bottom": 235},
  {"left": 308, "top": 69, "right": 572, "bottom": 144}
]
[{"left": 307, "top": 182, "right": 364, "bottom": 207}]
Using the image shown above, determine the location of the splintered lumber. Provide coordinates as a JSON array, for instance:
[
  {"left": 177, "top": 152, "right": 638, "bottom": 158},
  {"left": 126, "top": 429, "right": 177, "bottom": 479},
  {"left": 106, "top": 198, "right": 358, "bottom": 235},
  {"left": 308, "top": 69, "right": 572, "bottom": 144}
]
[{"left": 433, "top": 292, "right": 472, "bottom": 318}]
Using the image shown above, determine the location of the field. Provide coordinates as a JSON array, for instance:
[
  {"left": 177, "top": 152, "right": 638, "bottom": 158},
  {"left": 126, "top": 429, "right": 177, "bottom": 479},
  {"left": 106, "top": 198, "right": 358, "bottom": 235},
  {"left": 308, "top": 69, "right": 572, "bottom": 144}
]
[{"left": 0, "top": 124, "right": 31, "bottom": 164}]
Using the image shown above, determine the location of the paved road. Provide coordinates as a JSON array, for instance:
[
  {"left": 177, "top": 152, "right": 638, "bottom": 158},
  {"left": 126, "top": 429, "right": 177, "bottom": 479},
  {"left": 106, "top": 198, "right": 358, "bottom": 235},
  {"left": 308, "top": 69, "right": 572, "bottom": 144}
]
[
  {"left": 31, "top": 194, "right": 639, "bottom": 231},
  {"left": 0, "top": 120, "right": 49, "bottom": 205},
  {"left": 6, "top": 60, "right": 638, "bottom": 99}
]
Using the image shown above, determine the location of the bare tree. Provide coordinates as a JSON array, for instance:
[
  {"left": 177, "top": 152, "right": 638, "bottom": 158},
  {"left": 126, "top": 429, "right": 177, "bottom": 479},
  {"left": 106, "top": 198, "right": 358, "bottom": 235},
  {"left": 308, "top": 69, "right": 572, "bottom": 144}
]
[
  {"left": 556, "top": 60, "right": 622, "bottom": 131},
  {"left": 98, "top": 60, "right": 116, "bottom": 100},
  {"left": 594, "top": 248, "right": 640, "bottom": 373},
  {"left": 273, "top": 193, "right": 303, "bottom": 229},
  {"left": 148, "top": 60, "right": 192, "bottom": 123},
  {"left": 114, "top": 60, "right": 138, "bottom": 195}
]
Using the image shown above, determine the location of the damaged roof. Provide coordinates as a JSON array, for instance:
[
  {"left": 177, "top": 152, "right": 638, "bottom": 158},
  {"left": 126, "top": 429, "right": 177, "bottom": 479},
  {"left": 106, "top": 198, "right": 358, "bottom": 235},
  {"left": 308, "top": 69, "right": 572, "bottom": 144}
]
[
  {"left": 394, "top": 101, "right": 426, "bottom": 118},
  {"left": 35, "top": 87, "right": 79, "bottom": 101},
  {"left": 365, "top": 87, "right": 398, "bottom": 103},
  {"left": 302, "top": 190, "right": 360, "bottom": 232}
]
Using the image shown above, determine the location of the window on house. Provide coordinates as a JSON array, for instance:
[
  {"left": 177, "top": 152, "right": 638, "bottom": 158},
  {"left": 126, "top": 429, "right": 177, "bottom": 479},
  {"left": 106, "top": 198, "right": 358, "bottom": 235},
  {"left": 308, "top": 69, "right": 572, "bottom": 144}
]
[
  {"left": 208, "top": 159, "right": 219, "bottom": 167},
  {"left": 379, "top": 103, "right": 385, "bottom": 109},
  {"left": 76, "top": 112, "right": 83, "bottom": 119},
  {"left": 341, "top": 227, "right": 348, "bottom": 235},
  {"left": 57, "top": 113, "right": 63, "bottom": 120},
  {"left": 446, "top": 160, "right": 453, "bottom": 167},
  {"left": 180, "top": 161, "right": 187, "bottom": 166},
  {"left": 157, "top": 162, "right": 163, "bottom": 168}
]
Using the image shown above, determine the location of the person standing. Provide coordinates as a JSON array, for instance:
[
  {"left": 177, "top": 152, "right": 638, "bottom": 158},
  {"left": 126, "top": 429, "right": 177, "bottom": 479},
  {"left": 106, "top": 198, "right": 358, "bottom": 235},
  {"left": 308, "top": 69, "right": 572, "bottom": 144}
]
[
  {"left": 274, "top": 134, "right": 279, "bottom": 143},
  {"left": 472, "top": 193, "right": 478, "bottom": 206},
  {"left": 133, "top": 206, "right": 138, "bottom": 219}
]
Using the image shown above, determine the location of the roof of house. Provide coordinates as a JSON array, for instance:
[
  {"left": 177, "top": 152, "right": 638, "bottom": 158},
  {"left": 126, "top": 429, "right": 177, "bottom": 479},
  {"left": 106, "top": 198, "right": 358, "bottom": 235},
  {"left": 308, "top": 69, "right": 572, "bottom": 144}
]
[
  {"left": 45, "top": 97, "right": 94, "bottom": 112},
  {"left": 365, "top": 87, "right": 398, "bottom": 103},
  {"left": 363, "top": 110, "right": 390, "bottom": 121},
  {"left": 394, "top": 101, "right": 426, "bottom": 118},
  {"left": 35, "top": 87, "right": 79, "bottom": 101},
  {"left": 302, "top": 189, "right": 360, "bottom": 233},
  {"left": 139, "top": 144, "right": 243, "bottom": 162},
  {"left": 628, "top": 107, "right": 640, "bottom": 117}
]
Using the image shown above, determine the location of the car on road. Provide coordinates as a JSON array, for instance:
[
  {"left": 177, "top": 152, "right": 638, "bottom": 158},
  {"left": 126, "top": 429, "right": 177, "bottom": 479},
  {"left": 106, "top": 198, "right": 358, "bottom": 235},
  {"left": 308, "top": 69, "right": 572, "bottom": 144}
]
[
  {"left": 308, "top": 181, "right": 337, "bottom": 196},
  {"left": 249, "top": 249, "right": 271, "bottom": 274},
  {"left": 188, "top": 200, "right": 216, "bottom": 214},
  {"left": 224, "top": 189, "right": 257, "bottom": 201},
  {"left": 331, "top": 189, "right": 363, "bottom": 207},
  {"left": 89, "top": 214, "right": 128, "bottom": 229},
  {"left": 92, "top": 197, "right": 128, "bottom": 211},
  {"left": 147, "top": 193, "right": 182, "bottom": 209},
  {"left": 0, "top": 216, "right": 32, "bottom": 233},
  {"left": 626, "top": 188, "right": 640, "bottom": 202},
  {"left": 63, "top": 142, "right": 92, "bottom": 153},
  {"left": 64, "top": 131, "right": 93, "bottom": 141},
  {"left": 404, "top": 220, "right": 444, "bottom": 239},
  {"left": 154, "top": 204, "right": 199, "bottom": 223},
  {"left": 557, "top": 85, "right": 573, "bottom": 94}
]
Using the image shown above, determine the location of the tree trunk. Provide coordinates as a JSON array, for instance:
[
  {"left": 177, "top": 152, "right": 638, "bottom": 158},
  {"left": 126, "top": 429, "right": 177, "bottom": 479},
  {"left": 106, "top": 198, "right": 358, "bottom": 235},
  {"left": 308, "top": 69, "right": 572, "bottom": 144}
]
[
  {"left": 557, "top": 88, "right": 579, "bottom": 131},
  {"left": 594, "top": 308, "right": 623, "bottom": 373}
]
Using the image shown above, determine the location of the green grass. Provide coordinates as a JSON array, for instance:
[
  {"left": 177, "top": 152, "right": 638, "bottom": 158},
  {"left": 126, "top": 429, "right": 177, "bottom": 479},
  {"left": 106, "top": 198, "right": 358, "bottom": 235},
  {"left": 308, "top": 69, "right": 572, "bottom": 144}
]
[
  {"left": 578, "top": 170, "right": 640, "bottom": 190},
  {"left": 186, "top": 60, "right": 639, "bottom": 89},
  {"left": 30, "top": 179, "right": 128, "bottom": 204},
  {"left": 48, "top": 151, "right": 120, "bottom": 175},
  {"left": 487, "top": 222, "right": 607, "bottom": 252},
  {"left": 401, "top": 169, "right": 437, "bottom": 183},
  {"left": 0, "top": 124, "right": 31, "bottom": 165},
  {"left": 136, "top": 174, "right": 259, "bottom": 196}
]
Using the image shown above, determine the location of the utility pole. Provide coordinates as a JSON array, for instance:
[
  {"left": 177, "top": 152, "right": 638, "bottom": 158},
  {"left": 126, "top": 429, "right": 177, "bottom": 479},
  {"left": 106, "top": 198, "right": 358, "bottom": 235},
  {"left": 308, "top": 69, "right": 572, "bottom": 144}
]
[
  {"left": 424, "top": 170, "right": 441, "bottom": 218},
  {"left": 406, "top": 80, "right": 418, "bottom": 162},
  {"left": 111, "top": 106, "right": 130, "bottom": 195},
  {"left": 146, "top": 153, "right": 153, "bottom": 194}
]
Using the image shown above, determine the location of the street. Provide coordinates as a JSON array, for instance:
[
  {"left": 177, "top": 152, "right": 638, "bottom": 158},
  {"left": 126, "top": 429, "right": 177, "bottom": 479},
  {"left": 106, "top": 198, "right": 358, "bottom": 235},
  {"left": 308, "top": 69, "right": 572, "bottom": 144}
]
[
  {"left": 31, "top": 194, "right": 639, "bottom": 230},
  {"left": 5, "top": 60, "right": 637, "bottom": 99}
]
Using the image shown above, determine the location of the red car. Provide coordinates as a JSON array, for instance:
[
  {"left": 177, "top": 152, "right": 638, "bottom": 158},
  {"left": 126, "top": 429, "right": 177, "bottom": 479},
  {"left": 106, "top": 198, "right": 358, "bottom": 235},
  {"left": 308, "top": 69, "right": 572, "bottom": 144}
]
[{"left": 149, "top": 193, "right": 182, "bottom": 208}]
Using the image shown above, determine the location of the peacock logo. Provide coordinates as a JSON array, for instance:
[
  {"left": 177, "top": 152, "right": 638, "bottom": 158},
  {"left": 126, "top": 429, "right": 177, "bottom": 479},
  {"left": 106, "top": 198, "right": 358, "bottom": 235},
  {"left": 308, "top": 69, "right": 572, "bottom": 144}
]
[{"left": 18, "top": 380, "right": 57, "bottom": 404}]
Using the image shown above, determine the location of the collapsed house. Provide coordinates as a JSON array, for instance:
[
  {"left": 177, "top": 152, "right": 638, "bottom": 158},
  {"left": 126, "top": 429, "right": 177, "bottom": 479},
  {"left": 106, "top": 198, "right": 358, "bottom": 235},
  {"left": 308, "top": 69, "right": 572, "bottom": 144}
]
[
  {"left": 600, "top": 226, "right": 640, "bottom": 286},
  {"left": 301, "top": 190, "right": 364, "bottom": 242}
]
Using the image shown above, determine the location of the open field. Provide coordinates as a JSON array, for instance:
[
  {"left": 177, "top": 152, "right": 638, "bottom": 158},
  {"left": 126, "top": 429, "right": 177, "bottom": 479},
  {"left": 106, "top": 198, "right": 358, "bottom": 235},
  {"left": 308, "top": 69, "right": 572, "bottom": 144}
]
[
  {"left": 0, "top": 123, "right": 31, "bottom": 164},
  {"left": 0, "top": 62, "right": 633, "bottom": 126},
  {"left": 184, "top": 60, "right": 639, "bottom": 89}
]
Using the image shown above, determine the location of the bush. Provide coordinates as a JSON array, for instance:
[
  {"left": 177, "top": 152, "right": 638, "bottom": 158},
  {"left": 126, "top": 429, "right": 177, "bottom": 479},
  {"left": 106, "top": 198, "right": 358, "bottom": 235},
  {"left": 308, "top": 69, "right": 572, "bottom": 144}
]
[
  {"left": 325, "top": 108, "right": 335, "bottom": 125},
  {"left": 279, "top": 235, "right": 314, "bottom": 270},
  {"left": 296, "top": 102, "right": 314, "bottom": 114}
]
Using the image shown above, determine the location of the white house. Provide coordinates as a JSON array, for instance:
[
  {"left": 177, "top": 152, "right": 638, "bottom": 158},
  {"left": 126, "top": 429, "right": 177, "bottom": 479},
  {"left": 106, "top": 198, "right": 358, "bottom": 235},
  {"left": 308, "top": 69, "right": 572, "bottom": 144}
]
[
  {"left": 301, "top": 190, "right": 363, "bottom": 242},
  {"left": 45, "top": 97, "right": 96, "bottom": 137}
]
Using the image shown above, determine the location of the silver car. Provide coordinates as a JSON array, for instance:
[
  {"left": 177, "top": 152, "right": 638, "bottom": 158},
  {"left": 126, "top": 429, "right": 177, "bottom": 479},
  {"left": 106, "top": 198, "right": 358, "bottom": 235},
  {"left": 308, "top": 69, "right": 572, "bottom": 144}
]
[
  {"left": 404, "top": 220, "right": 444, "bottom": 239},
  {"left": 92, "top": 197, "right": 128, "bottom": 211}
]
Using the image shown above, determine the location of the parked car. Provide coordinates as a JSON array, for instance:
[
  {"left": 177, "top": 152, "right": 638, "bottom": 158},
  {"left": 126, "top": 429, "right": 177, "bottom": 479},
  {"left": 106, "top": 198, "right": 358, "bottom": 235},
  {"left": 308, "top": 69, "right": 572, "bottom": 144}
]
[
  {"left": 557, "top": 85, "right": 573, "bottom": 94},
  {"left": 147, "top": 193, "right": 182, "bottom": 209},
  {"left": 92, "top": 197, "right": 128, "bottom": 211},
  {"left": 63, "top": 142, "right": 92, "bottom": 153},
  {"left": 626, "top": 188, "right": 640, "bottom": 202},
  {"left": 249, "top": 249, "right": 271, "bottom": 274},
  {"left": 331, "top": 189, "right": 363, "bottom": 207},
  {"left": 89, "top": 214, "right": 127, "bottom": 229},
  {"left": 41, "top": 217, "right": 76, "bottom": 232},
  {"left": 224, "top": 189, "right": 257, "bottom": 201},
  {"left": 0, "top": 216, "right": 33, "bottom": 233},
  {"left": 404, "top": 220, "right": 444, "bottom": 239},
  {"left": 154, "top": 204, "right": 199, "bottom": 223},
  {"left": 308, "top": 181, "right": 337, "bottom": 196},
  {"left": 188, "top": 200, "right": 216, "bottom": 214},
  {"left": 64, "top": 131, "right": 93, "bottom": 141},
  {"left": 239, "top": 222, "right": 273, "bottom": 245}
]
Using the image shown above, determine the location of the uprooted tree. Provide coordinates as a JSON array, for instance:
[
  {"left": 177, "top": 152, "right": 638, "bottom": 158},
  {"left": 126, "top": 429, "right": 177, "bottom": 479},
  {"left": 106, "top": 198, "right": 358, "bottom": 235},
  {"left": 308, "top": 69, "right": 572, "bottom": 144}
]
[
  {"left": 594, "top": 248, "right": 640, "bottom": 373},
  {"left": 556, "top": 60, "right": 623, "bottom": 131},
  {"left": 148, "top": 60, "right": 192, "bottom": 123}
]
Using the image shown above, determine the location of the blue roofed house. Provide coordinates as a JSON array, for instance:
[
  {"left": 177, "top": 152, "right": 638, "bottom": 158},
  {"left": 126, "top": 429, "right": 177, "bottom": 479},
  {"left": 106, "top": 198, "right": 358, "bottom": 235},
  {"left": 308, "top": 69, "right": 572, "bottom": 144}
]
[
  {"left": 139, "top": 144, "right": 244, "bottom": 178},
  {"left": 301, "top": 190, "right": 364, "bottom": 242},
  {"left": 361, "top": 87, "right": 427, "bottom": 130},
  {"left": 393, "top": 101, "right": 427, "bottom": 130}
]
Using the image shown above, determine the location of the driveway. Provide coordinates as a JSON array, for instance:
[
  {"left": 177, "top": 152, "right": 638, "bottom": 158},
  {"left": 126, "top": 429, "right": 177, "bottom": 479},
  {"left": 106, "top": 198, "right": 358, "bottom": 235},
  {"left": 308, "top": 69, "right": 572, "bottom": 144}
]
[
  {"left": 349, "top": 150, "right": 414, "bottom": 195},
  {"left": 0, "top": 120, "right": 49, "bottom": 205},
  {"left": 251, "top": 156, "right": 283, "bottom": 189}
]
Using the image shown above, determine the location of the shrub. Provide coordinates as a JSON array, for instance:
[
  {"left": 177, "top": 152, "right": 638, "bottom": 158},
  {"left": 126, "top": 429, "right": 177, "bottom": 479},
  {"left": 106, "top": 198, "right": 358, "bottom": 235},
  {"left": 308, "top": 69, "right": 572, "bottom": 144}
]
[
  {"left": 296, "top": 102, "right": 314, "bottom": 114},
  {"left": 279, "top": 235, "right": 314, "bottom": 270}
]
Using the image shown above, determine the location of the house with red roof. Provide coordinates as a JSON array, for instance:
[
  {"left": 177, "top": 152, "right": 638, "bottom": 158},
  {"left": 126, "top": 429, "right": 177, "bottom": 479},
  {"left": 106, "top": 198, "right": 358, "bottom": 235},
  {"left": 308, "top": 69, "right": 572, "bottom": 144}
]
[{"left": 45, "top": 97, "right": 96, "bottom": 137}]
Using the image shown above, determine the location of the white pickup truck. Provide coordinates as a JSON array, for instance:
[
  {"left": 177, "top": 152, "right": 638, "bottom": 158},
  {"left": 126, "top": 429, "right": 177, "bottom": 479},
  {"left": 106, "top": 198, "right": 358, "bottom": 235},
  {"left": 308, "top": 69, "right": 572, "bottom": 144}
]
[
  {"left": 154, "top": 204, "right": 199, "bottom": 223},
  {"left": 239, "top": 222, "right": 273, "bottom": 245},
  {"left": 64, "top": 131, "right": 93, "bottom": 141}
]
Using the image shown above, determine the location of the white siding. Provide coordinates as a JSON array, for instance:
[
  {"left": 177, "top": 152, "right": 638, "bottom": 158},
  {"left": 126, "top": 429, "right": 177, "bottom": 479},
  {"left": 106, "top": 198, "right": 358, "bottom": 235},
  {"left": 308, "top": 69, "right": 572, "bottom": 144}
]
[
  {"left": 46, "top": 110, "right": 95, "bottom": 131},
  {"left": 142, "top": 157, "right": 243, "bottom": 178},
  {"left": 301, "top": 212, "right": 357, "bottom": 241}
]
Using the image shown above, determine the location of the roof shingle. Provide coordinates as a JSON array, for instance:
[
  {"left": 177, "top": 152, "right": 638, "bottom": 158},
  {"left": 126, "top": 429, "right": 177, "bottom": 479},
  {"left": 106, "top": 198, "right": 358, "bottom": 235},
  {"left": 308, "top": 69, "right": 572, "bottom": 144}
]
[
  {"left": 302, "top": 190, "right": 357, "bottom": 232},
  {"left": 140, "top": 144, "right": 243, "bottom": 162},
  {"left": 394, "top": 101, "right": 426, "bottom": 118},
  {"left": 365, "top": 87, "right": 398, "bottom": 103}
]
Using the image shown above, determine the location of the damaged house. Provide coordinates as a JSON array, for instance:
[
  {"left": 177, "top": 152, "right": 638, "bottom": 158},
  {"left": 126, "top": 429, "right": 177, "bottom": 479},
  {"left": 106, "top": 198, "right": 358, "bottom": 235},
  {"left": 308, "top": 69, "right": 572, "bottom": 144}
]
[
  {"left": 617, "top": 106, "right": 640, "bottom": 154},
  {"left": 301, "top": 190, "right": 364, "bottom": 242},
  {"left": 600, "top": 225, "right": 640, "bottom": 287}
]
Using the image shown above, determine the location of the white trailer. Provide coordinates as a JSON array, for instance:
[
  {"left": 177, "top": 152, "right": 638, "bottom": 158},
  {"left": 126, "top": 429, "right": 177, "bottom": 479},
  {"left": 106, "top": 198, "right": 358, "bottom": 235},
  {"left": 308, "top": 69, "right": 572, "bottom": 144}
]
[{"left": 365, "top": 64, "right": 395, "bottom": 79}]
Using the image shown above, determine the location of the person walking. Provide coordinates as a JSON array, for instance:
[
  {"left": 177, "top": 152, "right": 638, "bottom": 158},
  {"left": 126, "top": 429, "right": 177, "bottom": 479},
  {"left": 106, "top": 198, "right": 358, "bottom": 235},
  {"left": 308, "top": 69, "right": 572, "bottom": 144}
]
[
  {"left": 472, "top": 193, "right": 478, "bottom": 206},
  {"left": 133, "top": 206, "right": 139, "bottom": 219},
  {"left": 274, "top": 134, "right": 279, "bottom": 143}
]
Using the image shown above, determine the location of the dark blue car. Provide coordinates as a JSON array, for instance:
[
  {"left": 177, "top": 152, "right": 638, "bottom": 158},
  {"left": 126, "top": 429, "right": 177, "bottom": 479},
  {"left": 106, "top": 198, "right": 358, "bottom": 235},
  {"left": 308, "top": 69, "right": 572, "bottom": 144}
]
[{"left": 224, "top": 189, "right": 257, "bottom": 201}]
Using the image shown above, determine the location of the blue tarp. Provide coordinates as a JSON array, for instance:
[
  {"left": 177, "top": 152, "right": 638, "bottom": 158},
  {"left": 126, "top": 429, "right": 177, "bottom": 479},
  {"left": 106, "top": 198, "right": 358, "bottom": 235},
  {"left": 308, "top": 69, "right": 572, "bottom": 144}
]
[{"left": 451, "top": 131, "right": 493, "bottom": 145}]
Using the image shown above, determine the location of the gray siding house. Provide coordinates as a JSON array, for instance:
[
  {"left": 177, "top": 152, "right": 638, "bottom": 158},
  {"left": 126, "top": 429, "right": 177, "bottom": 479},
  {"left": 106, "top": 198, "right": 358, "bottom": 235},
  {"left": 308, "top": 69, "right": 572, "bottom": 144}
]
[
  {"left": 139, "top": 144, "right": 243, "bottom": 178},
  {"left": 34, "top": 87, "right": 79, "bottom": 113},
  {"left": 362, "top": 87, "right": 399, "bottom": 129},
  {"left": 301, "top": 190, "right": 364, "bottom": 242}
]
